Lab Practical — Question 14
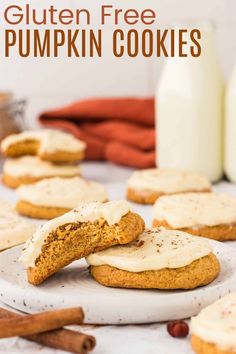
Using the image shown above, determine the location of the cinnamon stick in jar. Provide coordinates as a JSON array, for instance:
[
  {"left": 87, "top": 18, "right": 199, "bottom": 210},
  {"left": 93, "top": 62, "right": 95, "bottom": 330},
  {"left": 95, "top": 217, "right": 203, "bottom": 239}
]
[{"left": 0, "top": 307, "right": 96, "bottom": 354}]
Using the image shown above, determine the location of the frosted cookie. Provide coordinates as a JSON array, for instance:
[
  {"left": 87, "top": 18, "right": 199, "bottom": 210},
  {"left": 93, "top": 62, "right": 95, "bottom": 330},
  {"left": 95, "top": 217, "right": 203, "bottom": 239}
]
[
  {"left": 2, "top": 156, "right": 81, "bottom": 189},
  {"left": 191, "top": 293, "right": 236, "bottom": 354},
  {"left": 87, "top": 227, "right": 220, "bottom": 290},
  {"left": 153, "top": 193, "right": 236, "bottom": 241},
  {"left": 127, "top": 168, "right": 211, "bottom": 204},
  {"left": 0, "top": 210, "right": 35, "bottom": 251},
  {"left": 1, "top": 129, "right": 86, "bottom": 163},
  {"left": 0, "top": 199, "right": 15, "bottom": 213},
  {"left": 20, "top": 200, "right": 145, "bottom": 285},
  {"left": 16, "top": 177, "right": 109, "bottom": 219}
]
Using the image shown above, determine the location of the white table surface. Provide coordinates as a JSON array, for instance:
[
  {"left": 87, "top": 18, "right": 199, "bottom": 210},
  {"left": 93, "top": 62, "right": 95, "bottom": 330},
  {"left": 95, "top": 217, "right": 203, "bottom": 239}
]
[{"left": 0, "top": 162, "right": 236, "bottom": 354}]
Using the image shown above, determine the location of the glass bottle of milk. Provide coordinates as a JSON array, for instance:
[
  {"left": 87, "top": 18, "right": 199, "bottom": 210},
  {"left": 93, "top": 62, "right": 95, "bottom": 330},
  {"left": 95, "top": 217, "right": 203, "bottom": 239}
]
[
  {"left": 156, "top": 22, "right": 224, "bottom": 182},
  {"left": 225, "top": 62, "right": 236, "bottom": 182}
]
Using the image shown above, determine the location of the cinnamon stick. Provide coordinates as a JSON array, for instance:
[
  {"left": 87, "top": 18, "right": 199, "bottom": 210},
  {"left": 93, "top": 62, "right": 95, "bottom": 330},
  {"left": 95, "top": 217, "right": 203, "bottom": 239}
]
[
  {"left": 0, "top": 308, "right": 96, "bottom": 354},
  {"left": 0, "top": 307, "right": 84, "bottom": 338}
]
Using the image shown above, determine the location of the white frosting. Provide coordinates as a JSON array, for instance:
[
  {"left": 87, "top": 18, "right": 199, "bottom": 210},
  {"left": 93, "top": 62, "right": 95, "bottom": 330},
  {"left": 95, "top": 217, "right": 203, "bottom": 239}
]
[
  {"left": 1, "top": 129, "right": 86, "bottom": 154},
  {"left": 0, "top": 199, "right": 15, "bottom": 213},
  {"left": 20, "top": 200, "right": 131, "bottom": 267},
  {"left": 0, "top": 210, "right": 35, "bottom": 250},
  {"left": 153, "top": 192, "right": 236, "bottom": 228},
  {"left": 127, "top": 168, "right": 211, "bottom": 193},
  {"left": 86, "top": 227, "right": 212, "bottom": 272},
  {"left": 3, "top": 156, "right": 81, "bottom": 178},
  {"left": 191, "top": 293, "right": 236, "bottom": 351},
  {"left": 17, "top": 177, "right": 108, "bottom": 208}
]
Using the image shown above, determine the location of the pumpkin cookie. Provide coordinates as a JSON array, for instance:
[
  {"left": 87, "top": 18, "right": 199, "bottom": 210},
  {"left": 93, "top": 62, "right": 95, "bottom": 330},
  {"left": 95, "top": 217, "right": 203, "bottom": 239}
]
[
  {"left": 127, "top": 168, "right": 211, "bottom": 204},
  {"left": 1, "top": 129, "right": 86, "bottom": 163},
  {"left": 153, "top": 193, "right": 236, "bottom": 241},
  {"left": 20, "top": 200, "right": 145, "bottom": 285},
  {"left": 0, "top": 209, "right": 35, "bottom": 251},
  {"left": 2, "top": 156, "right": 81, "bottom": 189},
  {"left": 16, "top": 177, "right": 109, "bottom": 219},
  {"left": 191, "top": 293, "right": 236, "bottom": 354},
  {"left": 87, "top": 227, "right": 220, "bottom": 290}
]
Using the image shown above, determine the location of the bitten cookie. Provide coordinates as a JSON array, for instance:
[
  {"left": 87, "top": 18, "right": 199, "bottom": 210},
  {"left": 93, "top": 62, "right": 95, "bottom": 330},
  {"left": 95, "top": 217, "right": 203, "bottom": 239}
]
[
  {"left": 0, "top": 209, "right": 35, "bottom": 251},
  {"left": 152, "top": 192, "right": 236, "bottom": 241},
  {"left": 127, "top": 168, "right": 211, "bottom": 204},
  {"left": 19, "top": 200, "right": 145, "bottom": 285},
  {"left": 16, "top": 176, "right": 109, "bottom": 219},
  {"left": 2, "top": 156, "right": 81, "bottom": 189},
  {"left": 87, "top": 227, "right": 220, "bottom": 290},
  {"left": 191, "top": 293, "right": 236, "bottom": 354},
  {"left": 1, "top": 129, "right": 86, "bottom": 163}
]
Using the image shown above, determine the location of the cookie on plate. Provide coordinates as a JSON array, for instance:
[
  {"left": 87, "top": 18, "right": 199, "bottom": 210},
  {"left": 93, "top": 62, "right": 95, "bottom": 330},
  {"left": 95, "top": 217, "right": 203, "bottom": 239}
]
[
  {"left": 2, "top": 156, "right": 81, "bottom": 189},
  {"left": 16, "top": 177, "right": 109, "bottom": 219},
  {"left": 1, "top": 129, "right": 86, "bottom": 163},
  {"left": 19, "top": 200, "right": 145, "bottom": 285},
  {"left": 0, "top": 209, "right": 35, "bottom": 251},
  {"left": 87, "top": 227, "right": 220, "bottom": 290},
  {"left": 191, "top": 293, "right": 236, "bottom": 354},
  {"left": 152, "top": 192, "right": 236, "bottom": 241},
  {"left": 0, "top": 198, "right": 15, "bottom": 213},
  {"left": 127, "top": 168, "right": 211, "bottom": 204}
]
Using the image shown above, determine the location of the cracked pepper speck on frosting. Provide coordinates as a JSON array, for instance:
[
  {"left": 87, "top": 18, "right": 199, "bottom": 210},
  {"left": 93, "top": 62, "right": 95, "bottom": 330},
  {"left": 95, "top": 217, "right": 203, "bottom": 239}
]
[{"left": 86, "top": 227, "right": 212, "bottom": 272}]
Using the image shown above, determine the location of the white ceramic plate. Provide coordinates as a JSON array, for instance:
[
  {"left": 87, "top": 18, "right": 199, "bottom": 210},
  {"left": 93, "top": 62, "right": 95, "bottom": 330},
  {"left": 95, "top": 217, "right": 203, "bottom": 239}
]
[{"left": 0, "top": 242, "right": 235, "bottom": 324}]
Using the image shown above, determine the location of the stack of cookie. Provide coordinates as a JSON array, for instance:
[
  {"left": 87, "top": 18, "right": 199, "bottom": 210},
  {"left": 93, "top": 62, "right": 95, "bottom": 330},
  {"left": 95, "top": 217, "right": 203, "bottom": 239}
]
[
  {"left": 1, "top": 129, "right": 113, "bottom": 220},
  {"left": 20, "top": 200, "right": 220, "bottom": 290},
  {"left": 1, "top": 129, "right": 86, "bottom": 189}
]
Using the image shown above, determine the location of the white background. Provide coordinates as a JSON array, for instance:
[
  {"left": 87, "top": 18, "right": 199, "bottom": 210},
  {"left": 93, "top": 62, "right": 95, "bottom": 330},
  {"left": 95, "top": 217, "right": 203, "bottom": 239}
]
[{"left": 0, "top": 0, "right": 235, "bottom": 127}]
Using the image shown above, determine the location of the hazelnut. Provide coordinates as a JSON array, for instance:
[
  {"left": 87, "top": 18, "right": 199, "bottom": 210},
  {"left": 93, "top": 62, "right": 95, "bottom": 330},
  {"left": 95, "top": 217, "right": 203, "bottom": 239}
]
[{"left": 167, "top": 320, "right": 189, "bottom": 338}]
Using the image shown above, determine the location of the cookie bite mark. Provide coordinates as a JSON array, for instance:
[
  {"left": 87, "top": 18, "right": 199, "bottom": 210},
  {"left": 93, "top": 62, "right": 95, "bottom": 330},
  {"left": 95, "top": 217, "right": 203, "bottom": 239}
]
[
  {"left": 20, "top": 201, "right": 145, "bottom": 285},
  {"left": 3, "top": 139, "right": 40, "bottom": 157},
  {"left": 87, "top": 227, "right": 220, "bottom": 289},
  {"left": 127, "top": 168, "right": 211, "bottom": 205},
  {"left": 1, "top": 129, "right": 86, "bottom": 163}
]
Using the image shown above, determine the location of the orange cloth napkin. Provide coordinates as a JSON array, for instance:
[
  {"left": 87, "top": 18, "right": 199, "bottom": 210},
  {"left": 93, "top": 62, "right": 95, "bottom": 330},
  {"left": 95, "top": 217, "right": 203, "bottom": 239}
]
[{"left": 39, "top": 97, "right": 155, "bottom": 168}]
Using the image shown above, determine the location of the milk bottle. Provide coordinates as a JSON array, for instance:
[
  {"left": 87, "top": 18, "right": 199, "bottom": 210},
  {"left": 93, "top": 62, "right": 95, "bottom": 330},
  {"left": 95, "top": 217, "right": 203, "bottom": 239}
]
[
  {"left": 157, "top": 23, "right": 224, "bottom": 182},
  {"left": 225, "top": 62, "right": 236, "bottom": 182}
]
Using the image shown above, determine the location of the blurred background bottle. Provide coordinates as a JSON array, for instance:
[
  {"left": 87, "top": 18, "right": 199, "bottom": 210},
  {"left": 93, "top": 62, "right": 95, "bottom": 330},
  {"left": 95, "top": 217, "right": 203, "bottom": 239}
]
[
  {"left": 156, "top": 22, "right": 224, "bottom": 182},
  {"left": 225, "top": 61, "right": 236, "bottom": 182}
]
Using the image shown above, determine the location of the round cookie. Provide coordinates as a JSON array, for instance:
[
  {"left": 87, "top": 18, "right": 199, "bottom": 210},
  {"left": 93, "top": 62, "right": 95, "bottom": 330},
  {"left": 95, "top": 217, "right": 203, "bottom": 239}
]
[
  {"left": 20, "top": 200, "right": 145, "bottom": 285},
  {"left": 87, "top": 228, "right": 220, "bottom": 290},
  {"left": 127, "top": 168, "right": 211, "bottom": 204},
  {"left": 152, "top": 192, "right": 236, "bottom": 241},
  {"left": 191, "top": 293, "right": 236, "bottom": 354},
  {"left": 16, "top": 177, "right": 109, "bottom": 219},
  {"left": 2, "top": 156, "right": 81, "bottom": 189},
  {"left": 1, "top": 129, "right": 86, "bottom": 163}
]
